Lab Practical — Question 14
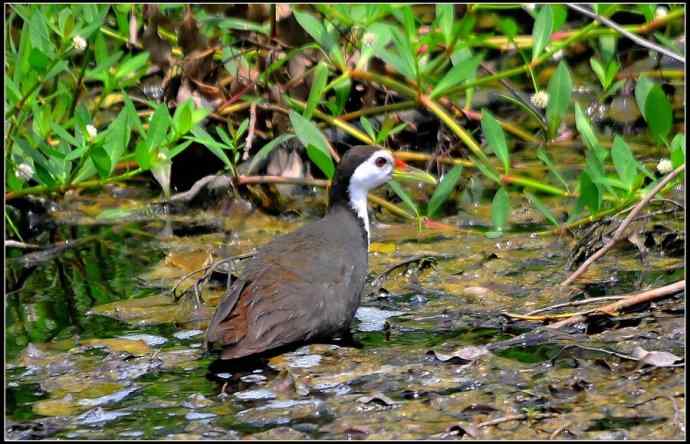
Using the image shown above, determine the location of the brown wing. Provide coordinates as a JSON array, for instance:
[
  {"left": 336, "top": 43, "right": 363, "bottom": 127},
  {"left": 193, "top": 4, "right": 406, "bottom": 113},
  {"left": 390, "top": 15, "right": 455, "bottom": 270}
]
[
  {"left": 205, "top": 278, "right": 249, "bottom": 346},
  {"left": 207, "top": 213, "right": 368, "bottom": 359}
]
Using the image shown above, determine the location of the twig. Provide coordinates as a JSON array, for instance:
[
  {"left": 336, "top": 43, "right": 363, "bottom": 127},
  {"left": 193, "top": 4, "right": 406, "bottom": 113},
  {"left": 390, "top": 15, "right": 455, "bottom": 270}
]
[
  {"left": 524, "top": 295, "right": 627, "bottom": 316},
  {"left": 561, "top": 164, "right": 685, "bottom": 286},
  {"left": 171, "top": 253, "right": 255, "bottom": 301},
  {"left": 549, "top": 423, "right": 571, "bottom": 440},
  {"left": 238, "top": 175, "right": 329, "bottom": 187},
  {"left": 566, "top": 3, "right": 685, "bottom": 64},
  {"left": 244, "top": 101, "right": 257, "bottom": 160},
  {"left": 5, "top": 240, "right": 40, "bottom": 250},
  {"left": 546, "top": 280, "right": 685, "bottom": 329},
  {"left": 372, "top": 254, "right": 455, "bottom": 285},
  {"left": 169, "top": 174, "right": 232, "bottom": 202}
]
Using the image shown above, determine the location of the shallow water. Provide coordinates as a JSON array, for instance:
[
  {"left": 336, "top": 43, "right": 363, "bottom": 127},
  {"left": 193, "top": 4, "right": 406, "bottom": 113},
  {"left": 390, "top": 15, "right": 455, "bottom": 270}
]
[{"left": 5, "top": 163, "right": 685, "bottom": 440}]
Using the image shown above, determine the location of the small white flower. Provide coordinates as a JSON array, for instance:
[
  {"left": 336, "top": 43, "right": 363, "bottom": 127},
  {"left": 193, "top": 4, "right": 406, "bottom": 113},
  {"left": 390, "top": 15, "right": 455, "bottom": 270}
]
[
  {"left": 552, "top": 49, "right": 564, "bottom": 61},
  {"left": 157, "top": 152, "right": 168, "bottom": 161},
  {"left": 72, "top": 35, "right": 87, "bottom": 52},
  {"left": 655, "top": 6, "right": 668, "bottom": 19},
  {"left": 523, "top": 3, "right": 536, "bottom": 13},
  {"left": 656, "top": 158, "right": 673, "bottom": 174},
  {"left": 362, "top": 32, "right": 376, "bottom": 49},
  {"left": 15, "top": 163, "right": 34, "bottom": 181},
  {"left": 86, "top": 124, "right": 98, "bottom": 140},
  {"left": 530, "top": 90, "right": 549, "bottom": 109}
]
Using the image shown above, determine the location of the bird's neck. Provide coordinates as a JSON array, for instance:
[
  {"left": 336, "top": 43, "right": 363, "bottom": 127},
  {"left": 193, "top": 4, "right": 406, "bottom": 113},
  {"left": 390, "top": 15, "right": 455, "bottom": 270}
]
[
  {"left": 328, "top": 186, "right": 370, "bottom": 247},
  {"left": 346, "top": 182, "right": 370, "bottom": 245}
]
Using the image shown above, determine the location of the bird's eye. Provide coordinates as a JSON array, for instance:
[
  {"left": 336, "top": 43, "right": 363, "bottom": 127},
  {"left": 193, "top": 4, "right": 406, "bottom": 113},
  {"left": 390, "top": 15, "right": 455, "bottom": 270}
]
[{"left": 375, "top": 157, "right": 387, "bottom": 168}]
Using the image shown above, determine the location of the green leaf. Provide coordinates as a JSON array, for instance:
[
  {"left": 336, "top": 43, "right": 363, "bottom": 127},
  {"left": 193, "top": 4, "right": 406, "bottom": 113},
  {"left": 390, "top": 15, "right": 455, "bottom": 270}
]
[
  {"left": 247, "top": 134, "right": 295, "bottom": 174},
  {"left": 375, "top": 27, "right": 417, "bottom": 81},
  {"left": 605, "top": 60, "right": 621, "bottom": 87},
  {"left": 644, "top": 85, "right": 672, "bottom": 142},
  {"left": 356, "top": 23, "right": 394, "bottom": 70},
  {"left": 146, "top": 103, "right": 172, "bottom": 152},
  {"left": 91, "top": 143, "right": 111, "bottom": 178},
  {"left": 360, "top": 117, "right": 377, "bottom": 142},
  {"left": 431, "top": 53, "right": 482, "bottom": 99},
  {"left": 169, "top": 140, "right": 194, "bottom": 159},
  {"left": 491, "top": 187, "right": 510, "bottom": 231},
  {"left": 51, "top": 123, "right": 78, "bottom": 147},
  {"left": 114, "top": 52, "right": 149, "bottom": 80},
  {"left": 188, "top": 127, "right": 232, "bottom": 169},
  {"left": 634, "top": 76, "right": 654, "bottom": 119},
  {"left": 536, "top": 148, "right": 569, "bottom": 191},
  {"left": 293, "top": 10, "right": 344, "bottom": 67},
  {"left": 524, "top": 191, "right": 559, "bottom": 226},
  {"left": 427, "top": 165, "right": 463, "bottom": 218},
  {"left": 577, "top": 171, "right": 600, "bottom": 213},
  {"left": 306, "top": 144, "right": 335, "bottom": 179},
  {"left": 499, "top": 18, "right": 518, "bottom": 39},
  {"left": 215, "top": 125, "right": 235, "bottom": 149},
  {"left": 215, "top": 17, "right": 270, "bottom": 34},
  {"left": 498, "top": 94, "right": 546, "bottom": 129},
  {"left": 304, "top": 61, "right": 328, "bottom": 119},
  {"left": 531, "top": 5, "right": 553, "bottom": 62},
  {"left": 289, "top": 110, "right": 332, "bottom": 163},
  {"left": 546, "top": 61, "right": 572, "bottom": 136},
  {"left": 388, "top": 181, "right": 420, "bottom": 217},
  {"left": 636, "top": 4, "right": 657, "bottom": 22},
  {"left": 481, "top": 109, "right": 510, "bottom": 174},
  {"left": 28, "top": 47, "right": 51, "bottom": 71},
  {"left": 435, "top": 4, "right": 454, "bottom": 45},
  {"left": 598, "top": 35, "right": 617, "bottom": 65},
  {"left": 590, "top": 58, "right": 607, "bottom": 89},
  {"left": 122, "top": 93, "right": 144, "bottom": 136},
  {"left": 103, "top": 110, "right": 130, "bottom": 175},
  {"left": 551, "top": 4, "right": 568, "bottom": 32},
  {"left": 670, "top": 133, "right": 685, "bottom": 168},
  {"left": 574, "top": 103, "right": 606, "bottom": 162},
  {"left": 611, "top": 135, "right": 638, "bottom": 191},
  {"left": 44, "top": 61, "right": 68, "bottom": 83},
  {"left": 331, "top": 76, "right": 351, "bottom": 117},
  {"left": 172, "top": 99, "right": 193, "bottom": 138},
  {"left": 471, "top": 155, "right": 501, "bottom": 184}
]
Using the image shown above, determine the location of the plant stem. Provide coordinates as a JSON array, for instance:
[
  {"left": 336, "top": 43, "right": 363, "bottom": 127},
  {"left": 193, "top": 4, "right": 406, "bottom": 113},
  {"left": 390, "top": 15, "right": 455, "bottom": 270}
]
[
  {"left": 5, "top": 168, "right": 144, "bottom": 201},
  {"left": 445, "top": 22, "right": 600, "bottom": 97},
  {"left": 284, "top": 96, "right": 374, "bottom": 145},
  {"left": 338, "top": 101, "right": 416, "bottom": 121},
  {"left": 500, "top": 175, "right": 572, "bottom": 197}
]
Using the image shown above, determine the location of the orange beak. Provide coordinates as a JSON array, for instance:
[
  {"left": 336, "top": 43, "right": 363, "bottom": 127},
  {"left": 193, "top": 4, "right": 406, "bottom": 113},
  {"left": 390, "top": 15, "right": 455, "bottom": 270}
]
[
  {"left": 394, "top": 157, "right": 409, "bottom": 171},
  {"left": 391, "top": 157, "right": 437, "bottom": 185}
]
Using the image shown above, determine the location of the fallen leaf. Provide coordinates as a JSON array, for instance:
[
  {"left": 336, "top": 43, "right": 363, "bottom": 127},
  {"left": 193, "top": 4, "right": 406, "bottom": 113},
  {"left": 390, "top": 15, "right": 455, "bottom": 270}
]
[
  {"left": 427, "top": 345, "right": 489, "bottom": 363},
  {"left": 631, "top": 346, "right": 683, "bottom": 367}
]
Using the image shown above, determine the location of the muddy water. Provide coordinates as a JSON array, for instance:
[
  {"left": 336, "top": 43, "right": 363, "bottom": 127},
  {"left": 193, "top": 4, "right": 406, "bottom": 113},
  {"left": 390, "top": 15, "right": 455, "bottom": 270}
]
[{"left": 5, "top": 161, "right": 685, "bottom": 439}]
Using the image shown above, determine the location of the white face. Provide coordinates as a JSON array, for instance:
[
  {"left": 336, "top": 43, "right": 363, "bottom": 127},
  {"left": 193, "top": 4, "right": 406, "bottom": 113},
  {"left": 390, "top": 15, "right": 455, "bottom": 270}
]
[
  {"left": 349, "top": 150, "right": 395, "bottom": 192},
  {"left": 347, "top": 149, "right": 395, "bottom": 245}
]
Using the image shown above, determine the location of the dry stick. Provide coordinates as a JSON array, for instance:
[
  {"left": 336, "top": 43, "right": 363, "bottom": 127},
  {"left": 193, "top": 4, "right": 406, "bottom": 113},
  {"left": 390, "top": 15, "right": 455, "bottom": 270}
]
[
  {"left": 561, "top": 164, "right": 685, "bottom": 286},
  {"left": 244, "top": 102, "right": 257, "bottom": 161},
  {"left": 566, "top": 3, "right": 685, "bottom": 64},
  {"left": 546, "top": 280, "right": 685, "bottom": 330},
  {"left": 524, "top": 295, "right": 627, "bottom": 316},
  {"left": 237, "top": 175, "right": 328, "bottom": 187}
]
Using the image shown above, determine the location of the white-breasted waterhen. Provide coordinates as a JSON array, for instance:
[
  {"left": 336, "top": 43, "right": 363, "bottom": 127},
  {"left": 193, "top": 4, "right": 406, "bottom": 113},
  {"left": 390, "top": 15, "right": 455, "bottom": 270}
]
[{"left": 206, "top": 146, "right": 436, "bottom": 359}]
